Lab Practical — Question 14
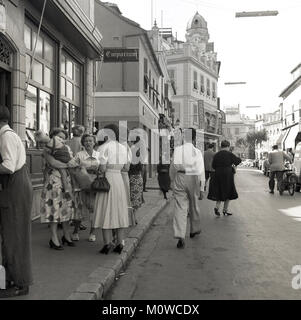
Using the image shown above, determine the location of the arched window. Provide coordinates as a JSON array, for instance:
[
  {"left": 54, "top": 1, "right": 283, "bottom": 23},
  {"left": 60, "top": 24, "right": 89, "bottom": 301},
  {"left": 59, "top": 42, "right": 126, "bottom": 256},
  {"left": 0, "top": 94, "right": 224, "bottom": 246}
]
[{"left": 0, "top": 36, "right": 13, "bottom": 69}]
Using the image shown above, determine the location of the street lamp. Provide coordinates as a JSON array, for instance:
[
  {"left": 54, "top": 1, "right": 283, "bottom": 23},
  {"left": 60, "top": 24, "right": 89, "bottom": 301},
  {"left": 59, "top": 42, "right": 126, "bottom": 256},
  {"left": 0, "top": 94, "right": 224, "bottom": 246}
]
[
  {"left": 235, "top": 11, "right": 279, "bottom": 18},
  {"left": 224, "top": 82, "right": 247, "bottom": 85}
]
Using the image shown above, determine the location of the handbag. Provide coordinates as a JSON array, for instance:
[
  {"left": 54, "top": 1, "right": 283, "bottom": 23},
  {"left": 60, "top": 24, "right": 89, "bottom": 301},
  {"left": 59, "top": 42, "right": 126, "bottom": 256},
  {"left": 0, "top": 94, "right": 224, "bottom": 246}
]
[{"left": 91, "top": 171, "right": 110, "bottom": 192}]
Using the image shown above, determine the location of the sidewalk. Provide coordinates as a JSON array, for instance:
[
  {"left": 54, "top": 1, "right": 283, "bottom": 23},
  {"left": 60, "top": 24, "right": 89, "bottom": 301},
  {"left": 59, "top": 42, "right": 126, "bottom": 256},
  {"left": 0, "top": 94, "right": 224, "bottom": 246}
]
[{"left": 10, "top": 178, "right": 166, "bottom": 300}]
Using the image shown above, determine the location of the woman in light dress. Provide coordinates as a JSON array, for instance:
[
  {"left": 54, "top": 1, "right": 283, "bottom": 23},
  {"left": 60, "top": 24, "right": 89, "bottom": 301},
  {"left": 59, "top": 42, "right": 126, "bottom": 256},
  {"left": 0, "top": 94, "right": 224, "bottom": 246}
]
[
  {"left": 72, "top": 134, "right": 100, "bottom": 242},
  {"left": 93, "top": 124, "right": 130, "bottom": 254}
]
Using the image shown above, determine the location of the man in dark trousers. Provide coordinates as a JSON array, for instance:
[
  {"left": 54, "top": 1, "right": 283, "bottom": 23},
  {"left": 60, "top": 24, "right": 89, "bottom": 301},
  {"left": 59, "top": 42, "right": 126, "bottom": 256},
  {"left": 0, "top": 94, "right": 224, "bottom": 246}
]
[
  {"left": 268, "top": 145, "right": 292, "bottom": 195},
  {"left": 204, "top": 143, "right": 215, "bottom": 191},
  {"left": 0, "top": 106, "right": 33, "bottom": 298}
]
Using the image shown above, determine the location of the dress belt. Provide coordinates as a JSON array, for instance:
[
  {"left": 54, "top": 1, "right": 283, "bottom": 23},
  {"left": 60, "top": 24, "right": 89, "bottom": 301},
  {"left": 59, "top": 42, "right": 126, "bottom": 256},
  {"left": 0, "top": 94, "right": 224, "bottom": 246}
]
[{"left": 106, "top": 169, "right": 121, "bottom": 173}]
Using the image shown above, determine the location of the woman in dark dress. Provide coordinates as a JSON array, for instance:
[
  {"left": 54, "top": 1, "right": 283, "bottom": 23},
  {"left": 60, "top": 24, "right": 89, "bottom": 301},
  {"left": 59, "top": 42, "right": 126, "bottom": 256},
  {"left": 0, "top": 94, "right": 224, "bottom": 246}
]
[
  {"left": 207, "top": 140, "right": 241, "bottom": 216},
  {"left": 157, "top": 150, "right": 171, "bottom": 200}
]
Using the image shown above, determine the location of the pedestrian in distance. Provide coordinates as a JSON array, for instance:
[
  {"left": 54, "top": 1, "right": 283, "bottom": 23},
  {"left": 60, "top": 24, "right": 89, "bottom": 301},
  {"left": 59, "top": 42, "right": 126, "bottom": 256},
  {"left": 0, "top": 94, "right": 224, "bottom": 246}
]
[
  {"left": 268, "top": 145, "right": 292, "bottom": 195},
  {"left": 157, "top": 159, "right": 171, "bottom": 200},
  {"left": 170, "top": 128, "right": 206, "bottom": 249},
  {"left": 207, "top": 140, "right": 242, "bottom": 216},
  {"left": 0, "top": 106, "right": 33, "bottom": 298},
  {"left": 203, "top": 143, "right": 215, "bottom": 191}
]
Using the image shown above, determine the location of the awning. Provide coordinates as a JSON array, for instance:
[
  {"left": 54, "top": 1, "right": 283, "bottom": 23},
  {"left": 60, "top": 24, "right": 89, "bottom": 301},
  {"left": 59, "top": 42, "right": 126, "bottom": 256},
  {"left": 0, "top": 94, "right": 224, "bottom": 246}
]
[{"left": 283, "top": 124, "right": 299, "bottom": 150}]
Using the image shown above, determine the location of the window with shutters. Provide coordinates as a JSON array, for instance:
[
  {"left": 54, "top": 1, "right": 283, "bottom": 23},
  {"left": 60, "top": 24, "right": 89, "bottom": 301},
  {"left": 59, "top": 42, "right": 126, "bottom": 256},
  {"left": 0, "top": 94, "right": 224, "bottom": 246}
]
[
  {"left": 193, "top": 71, "right": 198, "bottom": 90},
  {"left": 143, "top": 58, "right": 148, "bottom": 93},
  {"left": 200, "top": 75, "right": 205, "bottom": 94},
  {"left": 206, "top": 78, "right": 211, "bottom": 97}
]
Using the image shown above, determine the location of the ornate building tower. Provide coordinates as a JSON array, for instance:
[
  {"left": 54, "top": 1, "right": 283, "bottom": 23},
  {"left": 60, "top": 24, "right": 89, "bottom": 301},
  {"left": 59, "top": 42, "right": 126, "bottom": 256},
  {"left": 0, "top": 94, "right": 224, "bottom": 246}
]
[{"left": 165, "top": 12, "right": 222, "bottom": 149}]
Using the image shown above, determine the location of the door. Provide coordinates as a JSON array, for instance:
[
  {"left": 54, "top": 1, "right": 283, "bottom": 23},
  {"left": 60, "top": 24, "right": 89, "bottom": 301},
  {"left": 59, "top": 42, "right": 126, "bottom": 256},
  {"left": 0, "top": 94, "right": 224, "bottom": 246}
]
[{"left": 0, "top": 66, "right": 11, "bottom": 123}]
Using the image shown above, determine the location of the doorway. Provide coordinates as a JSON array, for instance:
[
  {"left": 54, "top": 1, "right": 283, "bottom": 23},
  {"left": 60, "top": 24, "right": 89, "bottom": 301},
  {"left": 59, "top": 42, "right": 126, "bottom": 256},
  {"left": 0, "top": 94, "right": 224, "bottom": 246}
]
[{"left": 0, "top": 66, "right": 12, "bottom": 122}]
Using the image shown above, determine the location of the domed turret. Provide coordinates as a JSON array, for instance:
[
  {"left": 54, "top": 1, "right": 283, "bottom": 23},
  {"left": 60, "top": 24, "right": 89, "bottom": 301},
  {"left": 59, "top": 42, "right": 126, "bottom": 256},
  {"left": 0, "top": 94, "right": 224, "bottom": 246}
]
[
  {"left": 186, "top": 11, "right": 209, "bottom": 44},
  {"left": 187, "top": 12, "right": 207, "bottom": 31}
]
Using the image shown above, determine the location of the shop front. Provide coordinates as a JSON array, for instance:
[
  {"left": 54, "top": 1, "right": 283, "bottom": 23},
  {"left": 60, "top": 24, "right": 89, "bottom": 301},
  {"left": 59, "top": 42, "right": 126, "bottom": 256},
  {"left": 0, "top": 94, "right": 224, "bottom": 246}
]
[
  {"left": 1, "top": 0, "right": 102, "bottom": 218},
  {"left": 283, "top": 123, "right": 299, "bottom": 152}
]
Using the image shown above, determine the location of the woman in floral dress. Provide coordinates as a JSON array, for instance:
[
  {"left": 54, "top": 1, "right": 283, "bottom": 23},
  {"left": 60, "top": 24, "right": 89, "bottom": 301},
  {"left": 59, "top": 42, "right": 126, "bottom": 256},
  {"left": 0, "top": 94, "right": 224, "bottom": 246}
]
[{"left": 40, "top": 128, "right": 76, "bottom": 250}]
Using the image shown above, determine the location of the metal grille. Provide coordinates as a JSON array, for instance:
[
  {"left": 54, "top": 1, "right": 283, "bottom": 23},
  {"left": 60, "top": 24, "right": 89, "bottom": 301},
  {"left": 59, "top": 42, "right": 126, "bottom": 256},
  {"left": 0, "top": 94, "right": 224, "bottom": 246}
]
[{"left": 0, "top": 37, "right": 12, "bottom": 67}]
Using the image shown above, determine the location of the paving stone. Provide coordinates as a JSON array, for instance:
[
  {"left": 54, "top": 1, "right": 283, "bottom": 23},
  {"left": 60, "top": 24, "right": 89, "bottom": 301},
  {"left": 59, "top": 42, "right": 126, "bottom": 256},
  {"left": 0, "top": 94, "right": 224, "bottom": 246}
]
[{"left": 75, "top": 282, "right": 103, "bottom": 300}]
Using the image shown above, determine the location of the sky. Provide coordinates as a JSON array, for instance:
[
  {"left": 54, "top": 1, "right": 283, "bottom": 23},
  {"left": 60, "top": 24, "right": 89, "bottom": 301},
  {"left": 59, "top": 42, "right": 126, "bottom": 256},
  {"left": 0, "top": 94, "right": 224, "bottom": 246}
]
[{"left": 110, "top": 0, "right": 301, "bottom": 119}]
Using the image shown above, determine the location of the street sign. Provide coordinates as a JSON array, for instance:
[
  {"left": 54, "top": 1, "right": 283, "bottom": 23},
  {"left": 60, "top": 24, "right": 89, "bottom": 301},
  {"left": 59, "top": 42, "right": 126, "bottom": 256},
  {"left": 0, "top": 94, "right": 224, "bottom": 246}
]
[{"left": 103, "top": 48, "right": 139, "bottom": 63}]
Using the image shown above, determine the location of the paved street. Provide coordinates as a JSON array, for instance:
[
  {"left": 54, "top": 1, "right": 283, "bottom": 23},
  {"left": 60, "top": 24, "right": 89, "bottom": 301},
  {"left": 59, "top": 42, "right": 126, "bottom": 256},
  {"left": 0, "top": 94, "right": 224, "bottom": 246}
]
[
  {"left": 3, "top": 180, "right": 163, "bottom": 300},
  {"left": 108, "top": 168, "right": 301, "bottom": 300}
]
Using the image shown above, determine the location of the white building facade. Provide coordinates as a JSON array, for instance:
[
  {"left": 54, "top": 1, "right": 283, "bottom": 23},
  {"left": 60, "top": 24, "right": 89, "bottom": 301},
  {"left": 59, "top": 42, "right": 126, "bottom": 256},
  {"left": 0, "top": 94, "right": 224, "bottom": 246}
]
[{"left": 165, "top": 12, "right": 222, "bottom": 149}]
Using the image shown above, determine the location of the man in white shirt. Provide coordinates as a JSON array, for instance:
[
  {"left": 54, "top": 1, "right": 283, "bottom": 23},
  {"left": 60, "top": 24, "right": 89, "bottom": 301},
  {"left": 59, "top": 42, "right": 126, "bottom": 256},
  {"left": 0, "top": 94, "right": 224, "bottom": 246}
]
[
  {"left": 170, "top": 128, "right": 206, "bottom": 249},
  {"left": 0, "top": 106, "right": 33, "bottom": 298}
]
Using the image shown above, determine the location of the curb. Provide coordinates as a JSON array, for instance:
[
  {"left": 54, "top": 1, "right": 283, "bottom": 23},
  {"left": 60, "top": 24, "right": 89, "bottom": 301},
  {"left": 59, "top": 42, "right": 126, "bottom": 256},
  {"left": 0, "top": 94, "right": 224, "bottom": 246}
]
[{"left": 67, "top": 198, "right": 167, "bottom": 300}]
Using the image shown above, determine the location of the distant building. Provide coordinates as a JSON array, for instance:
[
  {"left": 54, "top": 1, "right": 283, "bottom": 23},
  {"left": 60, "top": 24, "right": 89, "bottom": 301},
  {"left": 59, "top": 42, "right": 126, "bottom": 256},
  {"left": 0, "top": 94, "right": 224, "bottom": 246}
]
[
  {"left": 164, "top": 12, "right": 223, "bottom": 149},
  {"left": 222, "top": 105, "right": 255, "bottom": 158},
  {"left": 93, "top": 2, "right": 175, "bottom": 176}
]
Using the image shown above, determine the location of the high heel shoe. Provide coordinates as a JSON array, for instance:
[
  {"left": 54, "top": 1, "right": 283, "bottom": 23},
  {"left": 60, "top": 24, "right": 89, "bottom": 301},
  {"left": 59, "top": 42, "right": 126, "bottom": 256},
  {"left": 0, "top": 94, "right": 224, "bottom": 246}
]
[
  {"left": 113, "top": 243, "right": 124, "bottom": 254},
  {"left": 214, "top": 208, "right": 221, "bottom": 216},
  {"left": 61, "top": 236, "right": 76, "bottom": 247},
  {"left": 99, "top": 243, "right": 114, "bottom": 255},
  {"left": 223, "top": 211, "right": 232, "bottom": 216},
  {"left": 49, "top": 239, "right": 64, "bottom": 250}
]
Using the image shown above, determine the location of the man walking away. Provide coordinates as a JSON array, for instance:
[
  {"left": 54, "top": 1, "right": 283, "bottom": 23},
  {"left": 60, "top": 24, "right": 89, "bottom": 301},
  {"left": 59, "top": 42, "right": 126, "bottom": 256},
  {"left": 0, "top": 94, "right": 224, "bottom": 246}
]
[
  {"left": 170, "top": 128, "right": 206, "bottom": 249},
  {"left": 204, "top": 143, "right": 215, "bottom": 191},
  {"left": 268, "top": 145, "right": 292, "bottom": 195},
  {"left": 0, "top": 106, "right": 33, "bottom": 298}
]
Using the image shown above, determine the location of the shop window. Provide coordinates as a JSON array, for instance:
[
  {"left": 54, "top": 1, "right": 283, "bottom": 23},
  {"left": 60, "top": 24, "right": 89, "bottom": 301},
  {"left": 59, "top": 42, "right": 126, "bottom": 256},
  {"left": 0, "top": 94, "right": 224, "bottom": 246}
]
[
  {"left": 24, "top": 21, "right": 55, "bottom": 91},
  {"left": 61, "top": 52, "right": 82, "bottom": 136},
  {"left": 61, "top": 101, "right": 79, "bottom": 134},
  {"left": 32, "top": 60, "right": 43, "bottom": 84},
  {"left": 24, "top": 25, "right": 31, "bottom": 50},
  {"left": 25, "top": 85, "right": 52, "bottom": 148}
]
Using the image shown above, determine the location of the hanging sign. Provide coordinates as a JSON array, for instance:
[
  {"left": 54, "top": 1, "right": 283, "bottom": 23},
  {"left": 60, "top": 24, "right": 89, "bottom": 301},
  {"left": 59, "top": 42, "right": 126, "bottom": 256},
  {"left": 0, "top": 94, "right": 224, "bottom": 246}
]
[{"left": 103, "top": 48, "right": 139, "bottom": 63}]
